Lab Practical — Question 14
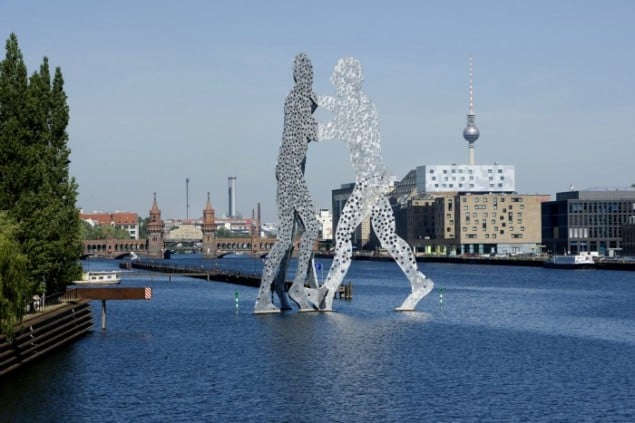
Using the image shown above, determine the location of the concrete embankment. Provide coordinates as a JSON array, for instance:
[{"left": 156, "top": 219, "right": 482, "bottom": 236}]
[
  {"left": 315, "top": 252, "right": 548, "bottom": 267},
  {"left": 0, "top": 300, "right": 93, "bottom": 378}
]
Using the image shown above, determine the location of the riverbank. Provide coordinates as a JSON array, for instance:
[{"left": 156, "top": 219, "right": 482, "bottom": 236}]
[
  {"left": 0, "top": 300, "right": 93, "bottom": 378},
  {"left": 315, "top": 252, "right": 635, "bottom": 270}
]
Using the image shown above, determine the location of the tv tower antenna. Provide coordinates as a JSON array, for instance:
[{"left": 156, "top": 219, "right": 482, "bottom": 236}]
[{"left": 463, "top": 56, "right": 480, "bottom": 165}]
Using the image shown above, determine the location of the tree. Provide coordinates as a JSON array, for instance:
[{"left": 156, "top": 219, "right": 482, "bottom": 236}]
[
  {"left": 81, "top": 221, "right": 131, "bottom": 240},
  {"left": 0, "top": 212, "right": 30, "bottom": 337},
  {"left": 0, "top": 33, "right": 28, "bottom": 209},
  {"left": 0, "top": 33, "right": 82, "bottom": 296},
  {"left": 139, "top": 216, "right": 150, "bottom": 239}
]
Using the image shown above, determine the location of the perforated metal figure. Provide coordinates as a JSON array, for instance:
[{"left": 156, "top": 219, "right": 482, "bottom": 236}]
[
  {"left": 254, "top": 53, "right": 324, "bottom": 314},
  {"left": 317, "top": 57, "right": 433, "bottom": 311}
]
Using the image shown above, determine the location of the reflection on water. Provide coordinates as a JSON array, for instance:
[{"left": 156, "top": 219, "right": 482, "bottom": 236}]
[{"left": 1, "top": 256, "right": 634, "bottom": 421}]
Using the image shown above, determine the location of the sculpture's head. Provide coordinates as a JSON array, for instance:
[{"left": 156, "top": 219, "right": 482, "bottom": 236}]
[
  {"left": 331, "top": 57, "right": 363, "bottom": 94},
  {"left": 293, "top": 53, "right": 313, "bottom": 89}
]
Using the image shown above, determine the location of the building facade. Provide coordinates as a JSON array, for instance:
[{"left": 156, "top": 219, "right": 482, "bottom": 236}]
[
  {"left": 80, "top": 211, "right": 139, "bottom": 240},
  {"left": 416, "top": 164, "right": 515, "bottom": 194},
  {"left": 622, "top": 216, "right": 635, "bottom": 256},
  {"left": 542, "top": 190, "right": 635, "bottom": 256},
  {"left": 316, "top": 208, "right": 333, "bottom": 241}
]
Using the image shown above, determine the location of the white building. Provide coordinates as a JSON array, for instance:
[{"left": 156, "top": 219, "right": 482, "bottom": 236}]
[
  {"left": 316, "top": 209, "right": 333, "bottom": 240},
  {"left": 416, "top": 164, "right": 515, "bottom": 194}
]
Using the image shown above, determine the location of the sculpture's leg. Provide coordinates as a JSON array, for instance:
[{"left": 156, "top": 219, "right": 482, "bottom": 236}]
[
  {"left": 273, "top": 245, "right": 293, "bottom": 310},
  {"left": 254, "top": 204, "right": 294, "bottom": 314},
  {"left": 320, "top": 183, "right": 371, "bottom": 311},
  {"left": 371, "top": 197, "right": 433, "bottom": 311},
  {"left": 287, "top": 185, "right": 325, "bottom": 311}
]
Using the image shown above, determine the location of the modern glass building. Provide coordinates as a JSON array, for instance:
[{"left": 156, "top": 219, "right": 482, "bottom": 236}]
[{"left": 541, "top": 189, "right": 635, "bottom": 256}]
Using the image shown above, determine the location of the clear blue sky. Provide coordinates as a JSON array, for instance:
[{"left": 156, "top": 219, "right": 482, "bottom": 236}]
[{"left": 2, "top": 1, "right": 634, "bottom": 222}]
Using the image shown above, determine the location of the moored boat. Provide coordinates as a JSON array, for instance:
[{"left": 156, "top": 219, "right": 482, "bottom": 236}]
[
  {"left": 544, "top": 251, "right": 598, "bottom": 269},
  {"left": 72, "top": 271, "right": 121, "bottom": 285}
]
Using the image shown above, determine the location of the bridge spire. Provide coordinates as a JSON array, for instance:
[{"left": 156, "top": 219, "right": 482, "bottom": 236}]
[
  {"left": 147, "top": 193, "right": 165, "bottom": 259},
  {"left": 202, "top": 192, "right": 217, "bottom": 258}
]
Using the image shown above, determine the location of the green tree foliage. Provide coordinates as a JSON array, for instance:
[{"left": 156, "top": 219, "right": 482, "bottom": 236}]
[
  {"left": 80, "top": 221, "right": 132, "bottom": 240},
  {"left": 138, "top": 216, "right": 150, "bottom": 239},
  {"left": 0, "top": 212, "right": 30, "bottom": 337},
  {"left": 0, "top": 33, "right": 82, "bottom": 302}
]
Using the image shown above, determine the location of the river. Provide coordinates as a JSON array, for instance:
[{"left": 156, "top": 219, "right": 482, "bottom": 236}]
[{"left": 1, "top": 255, "right": 634, "bottom": 422}]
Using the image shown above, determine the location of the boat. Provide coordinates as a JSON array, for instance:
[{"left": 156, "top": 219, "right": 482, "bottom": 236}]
[
  {"left": 72, "top": 271, "right": 121, "bottom": 285},
  {"left": 544, "top": 251, "right": 598, "bottom": 269}
]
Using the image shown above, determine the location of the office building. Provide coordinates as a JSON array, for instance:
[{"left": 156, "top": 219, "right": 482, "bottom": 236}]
[{"left": 542, "top": 189, "right": 635, "bottom": 256}]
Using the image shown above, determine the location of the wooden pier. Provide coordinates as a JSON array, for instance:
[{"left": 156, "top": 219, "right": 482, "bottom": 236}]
[{"left": 63, "top": 287, "right": 152, "bottom": 330}]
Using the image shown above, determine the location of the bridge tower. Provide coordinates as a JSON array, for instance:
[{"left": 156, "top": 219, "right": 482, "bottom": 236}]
[
  {"left": 147, "top": 193, "right": 165, "bottom": 258},
  {"left": 201, "top": 192, "right": 217, "bottom": 257}
]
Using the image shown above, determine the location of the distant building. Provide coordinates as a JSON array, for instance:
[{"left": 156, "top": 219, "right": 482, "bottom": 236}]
[
  {"left": 332, "top": 183, "right": 371, "bottom": 249},
  {"left": 385, "top": 57, "right": 545, "bottom": 256},
  {"left": 316, "top": 209, "right": 333, "bottom": 241},
  {"left": 542, "top": 189, "right": 635, "bottom": 256},
  {"left": 623, "top": 216, "right": 635, "bottom": 256},
  {"left": 416, "top": 164, "right": 515, "bottom": 194},
  {"left": 215, "top": 217, "right": 255, "bottom": 236},
  {"left": 80, "top": 211, "right": 139, "bottom": 240}
]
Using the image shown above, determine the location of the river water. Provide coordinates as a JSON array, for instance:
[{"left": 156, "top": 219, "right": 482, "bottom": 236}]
[{"left": 1, "top": 255, "right": 634, "bottom": 422}]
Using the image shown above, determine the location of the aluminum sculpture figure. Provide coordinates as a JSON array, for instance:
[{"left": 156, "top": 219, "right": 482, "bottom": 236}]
[
  {"left": 254, "top": 53, "right": 325, "bottom": 314},
  {"left": 317, "top": 57, "right": 434, "bottom": 311}
]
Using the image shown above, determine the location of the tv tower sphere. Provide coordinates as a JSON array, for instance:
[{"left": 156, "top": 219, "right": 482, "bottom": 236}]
[{"left": 463, "top": 123, "right": 480, "bottom": 143}]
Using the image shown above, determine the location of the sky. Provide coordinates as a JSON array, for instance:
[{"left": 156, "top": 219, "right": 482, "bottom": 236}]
[{"left": 2, "top": 1, "right": 635, "bottom": 222}]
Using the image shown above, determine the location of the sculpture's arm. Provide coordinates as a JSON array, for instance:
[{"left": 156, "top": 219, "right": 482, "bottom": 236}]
[
  {"left": 317, "top": 121, "right": 338, "bottom": 142},
  {"left": 316, "top": 95, "right": 336, "bottom": 112},
  {"left": 315, "top": 95, "right": 339, "bottom": 142}
]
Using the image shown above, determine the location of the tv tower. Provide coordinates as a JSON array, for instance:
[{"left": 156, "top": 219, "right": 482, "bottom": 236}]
[{"left": 463, "top": 56, "right": 480, "bottom": 165}]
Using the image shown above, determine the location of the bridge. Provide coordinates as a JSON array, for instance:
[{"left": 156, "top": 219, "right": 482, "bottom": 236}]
[{"left": 83, "top": 236, "right": 278, "bottom": 259}]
